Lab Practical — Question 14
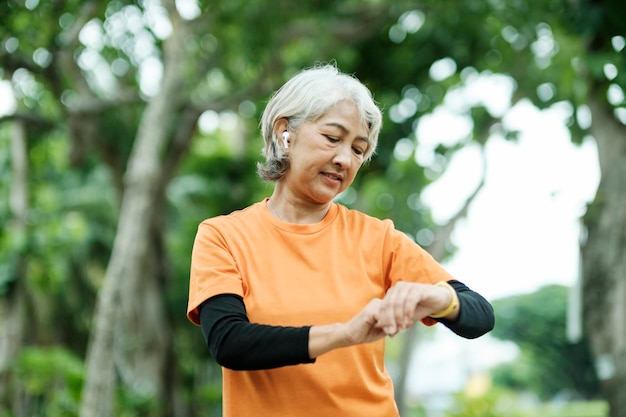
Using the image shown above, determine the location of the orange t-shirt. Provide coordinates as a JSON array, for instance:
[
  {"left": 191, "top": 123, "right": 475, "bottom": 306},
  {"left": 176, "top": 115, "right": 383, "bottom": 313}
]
[{"left": 187, "top": 200, "right": 454, "bottom": 417}]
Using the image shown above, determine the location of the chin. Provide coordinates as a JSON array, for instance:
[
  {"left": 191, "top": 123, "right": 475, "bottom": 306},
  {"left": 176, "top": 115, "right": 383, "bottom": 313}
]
[{"left": 311, "top": 194, "right": 336, "bottom": 204}]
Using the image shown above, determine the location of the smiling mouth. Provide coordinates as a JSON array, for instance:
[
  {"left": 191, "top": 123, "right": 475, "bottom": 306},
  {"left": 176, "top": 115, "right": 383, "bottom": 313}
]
[{"left": 322, "top": 172, "right": 342, "bottom": 182}]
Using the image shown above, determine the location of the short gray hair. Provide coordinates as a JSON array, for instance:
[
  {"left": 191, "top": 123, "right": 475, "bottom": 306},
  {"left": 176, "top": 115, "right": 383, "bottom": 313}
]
[{"left": 257, "top": 64, "right": 383, "bottom": 181}]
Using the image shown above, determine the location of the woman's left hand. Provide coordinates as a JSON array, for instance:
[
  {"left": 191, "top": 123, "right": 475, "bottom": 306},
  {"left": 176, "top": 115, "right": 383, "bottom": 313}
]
[{"left": 376, "top": 281, "right": 457, "bottom": 337}]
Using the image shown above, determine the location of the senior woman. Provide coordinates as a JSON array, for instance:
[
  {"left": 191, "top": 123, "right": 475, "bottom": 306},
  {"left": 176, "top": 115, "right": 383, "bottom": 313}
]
[{"left": 187, "top": 64, "right": 494, "bottom": 417}]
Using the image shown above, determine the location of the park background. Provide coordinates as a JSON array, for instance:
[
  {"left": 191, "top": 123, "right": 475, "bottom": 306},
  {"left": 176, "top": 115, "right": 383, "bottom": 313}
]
[{"left": 0, "top": 0, "right": 625, "bottom": 416}]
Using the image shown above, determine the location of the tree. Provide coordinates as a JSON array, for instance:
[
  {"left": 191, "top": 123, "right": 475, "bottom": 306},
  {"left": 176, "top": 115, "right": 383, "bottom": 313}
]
[
  {"left": 1, "top": 0, "right": 624, "bottom": 415},
  {"left": 491, "top": 285, "right": 600, "bottom": 399},
  {"left": 352, "top": 1, "right": 626, "bottom": 414},
  {"left": 574, "top": 4, "right": 626, "bottom": 415}
]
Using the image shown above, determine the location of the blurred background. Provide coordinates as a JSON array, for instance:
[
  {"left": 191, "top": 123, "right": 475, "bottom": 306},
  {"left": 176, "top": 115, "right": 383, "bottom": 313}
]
[{"left": 0, "top": 0, "right": 624, "bottom": 416}]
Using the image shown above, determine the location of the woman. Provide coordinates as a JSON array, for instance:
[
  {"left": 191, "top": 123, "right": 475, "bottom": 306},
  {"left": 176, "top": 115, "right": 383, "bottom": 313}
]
[{"left": 187, "top": 64, "right": 494, "bottom": 417}]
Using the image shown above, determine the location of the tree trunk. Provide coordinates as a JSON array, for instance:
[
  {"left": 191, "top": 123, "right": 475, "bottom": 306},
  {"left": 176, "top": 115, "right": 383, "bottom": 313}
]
[
  {"left": 582, "top": 98, "right": 626, "bottom": 417},
  {"left": 114, "top": 222, "right": 170, "bottom": 408},
  {"left": 0, "top": 121, "right": 29, "bottom": 414},
  {"left": 78, "top": 4, "right": 189, "bottom": 416}
]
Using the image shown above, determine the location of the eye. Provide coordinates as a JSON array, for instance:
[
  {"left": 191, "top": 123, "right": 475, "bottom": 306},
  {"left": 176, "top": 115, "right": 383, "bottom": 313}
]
[
  {"left": 325, "top": 135, "right": 339, "bottom": 143},
  {"left": 352, "top": 146, "right": 365, "bottom": 156}
]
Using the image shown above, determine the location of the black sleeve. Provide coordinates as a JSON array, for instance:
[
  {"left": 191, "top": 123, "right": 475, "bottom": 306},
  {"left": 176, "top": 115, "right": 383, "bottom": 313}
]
[
  {"left": 436, "top": 280, "right": 495, "bottom": 339},
  {"left": 199, "top": 294, "right": 315, "bottom": 370}
]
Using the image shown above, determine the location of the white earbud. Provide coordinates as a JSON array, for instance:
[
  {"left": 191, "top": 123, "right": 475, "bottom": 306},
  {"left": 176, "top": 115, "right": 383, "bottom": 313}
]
[{"left": 282, "top": 131, "right": 290, "bottom": 148}]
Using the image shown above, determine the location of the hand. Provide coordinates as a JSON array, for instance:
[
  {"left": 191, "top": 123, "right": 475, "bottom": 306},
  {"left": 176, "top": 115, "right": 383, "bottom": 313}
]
[
  {"left": 308, "top": 298, "right": 387, "bottom": 359},
  {"left": 377, "top": 281, "right": 454, "bottom": 337},
  {"left": 342, "top": 298, "right": 388, "bottom": 345}
]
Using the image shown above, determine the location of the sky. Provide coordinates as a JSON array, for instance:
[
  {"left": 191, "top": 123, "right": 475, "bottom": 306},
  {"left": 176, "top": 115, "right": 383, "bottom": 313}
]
[
  {"left": 411, "top": 69, "right": 601, "bottom": 301},
  {"left": 0, "top": 81, "right": 16, "bottom": 115},
  {"left": 421, "top": 103, "right": 600, "bottom": 301}
]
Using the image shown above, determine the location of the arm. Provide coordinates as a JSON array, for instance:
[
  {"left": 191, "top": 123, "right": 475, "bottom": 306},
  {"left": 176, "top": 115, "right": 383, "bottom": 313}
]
[
  {"left": 308, "top": 298, "right": 385, "bottom": 357},
  {"left": 200, "top": 295, "right": 385, "bottom": 370}
]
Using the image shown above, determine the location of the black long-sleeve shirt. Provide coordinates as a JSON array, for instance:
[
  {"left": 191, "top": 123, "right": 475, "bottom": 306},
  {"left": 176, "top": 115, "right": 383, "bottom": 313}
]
[{"left": 199, "top": 280, "right": 494, "bottom": 370}]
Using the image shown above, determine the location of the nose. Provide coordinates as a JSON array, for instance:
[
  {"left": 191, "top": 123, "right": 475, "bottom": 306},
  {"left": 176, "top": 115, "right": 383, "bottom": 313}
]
[{"left": 333, "top": 143, "right": 351, "bottom": 168}]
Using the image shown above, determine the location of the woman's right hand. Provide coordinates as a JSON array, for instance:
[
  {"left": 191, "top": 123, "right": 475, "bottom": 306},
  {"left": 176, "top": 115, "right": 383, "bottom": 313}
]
[
  {"left": 342, "top": 298, "right": 388, "bottom": 345},
  {"left": 308, "top": 298, "right": 387, "bottom": 359}
]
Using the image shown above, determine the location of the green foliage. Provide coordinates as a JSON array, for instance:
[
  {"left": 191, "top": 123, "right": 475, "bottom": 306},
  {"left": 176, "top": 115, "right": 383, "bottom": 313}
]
[
  {"left": 12, "top": 347, "right": 84, "bottom": 417},
  {"left": 0, "top": 228, "right": 26, "bottom": 296},
  {"left": 490, "top": 350, "right": 535, "bottom": 392},
  {"left": 115, "top": 388, "right": 160, "bottom": 417},
  {"left": 491, "top": 285, "right": 600, "bottom": 400},
  {"left": 0, "top": 128, "right": 23, "bottom": 297},
  {"left": 445, "top": 388, "right": 527, "bottom": 417}
]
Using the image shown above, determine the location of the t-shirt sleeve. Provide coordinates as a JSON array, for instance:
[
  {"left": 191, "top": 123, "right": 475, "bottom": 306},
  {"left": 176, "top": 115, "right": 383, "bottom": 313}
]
[
  {"left": 200, "top": 294, "right": 315, "bottom": 370},
  {"left": 187, "top": 221, "right": 246, "bottom": 325},
  {"left": 381, "top": 221, "right": 455, "bottom": 289},
  {"left": 379, "top": 223, "right": 495, "bottom": 335}
]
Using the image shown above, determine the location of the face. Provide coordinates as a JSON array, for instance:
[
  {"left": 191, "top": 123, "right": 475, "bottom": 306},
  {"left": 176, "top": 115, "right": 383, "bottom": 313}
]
[{"left": 278, "top": 101, "right": 370, "bottom": 205}]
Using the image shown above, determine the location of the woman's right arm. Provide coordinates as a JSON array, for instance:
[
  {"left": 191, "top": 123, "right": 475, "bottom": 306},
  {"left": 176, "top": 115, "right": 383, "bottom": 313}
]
[{"left": 200, "top": 295, "right": 385, "bottom": 370}]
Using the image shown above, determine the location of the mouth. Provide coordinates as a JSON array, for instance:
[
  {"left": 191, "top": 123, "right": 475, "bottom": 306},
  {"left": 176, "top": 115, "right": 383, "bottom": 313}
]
[{"left": 322, "top": 172, "right": 343, "bottom": 182}]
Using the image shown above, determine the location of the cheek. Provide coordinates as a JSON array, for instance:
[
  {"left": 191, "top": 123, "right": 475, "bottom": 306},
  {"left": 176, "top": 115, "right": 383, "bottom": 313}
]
[
  {"left": 351, "top": 158, "right": 364, "bottom": 174},
  {"left": 345, "top": 163, "right": 362, "bottom": 183}
]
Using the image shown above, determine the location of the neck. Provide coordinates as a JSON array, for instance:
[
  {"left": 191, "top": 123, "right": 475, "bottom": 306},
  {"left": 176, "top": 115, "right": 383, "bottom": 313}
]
[{"left": 266, "top": 198, "right": 330, "bottom": 224}]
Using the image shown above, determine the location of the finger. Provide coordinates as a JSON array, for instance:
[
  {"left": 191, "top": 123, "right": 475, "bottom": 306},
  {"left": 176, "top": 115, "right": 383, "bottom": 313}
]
[
  {"left": 391, "top": 284, "right": 411, "bottom": 332},
  {"left": 378, "top": 288, "right": 399, "bottom": 335},
  {"left": 389, "top": 287, "right": 405, "bottom": 330},
  {"left": 365, "top": 298, "right": 382, "bottom": 322},
  {"left": 381, "top": 283, "right": 409, "bottom": 335},
  {"left": 399, "top": 285, "right": 419, "bottom": 329},
  {"left": 363, "top": 300, "right": 388, "bottom": 341}
]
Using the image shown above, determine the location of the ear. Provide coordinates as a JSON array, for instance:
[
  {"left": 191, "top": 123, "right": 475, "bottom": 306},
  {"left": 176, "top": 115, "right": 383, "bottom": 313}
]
[{"left": 273, "top": 118, "right": 290, "bottom": 143}]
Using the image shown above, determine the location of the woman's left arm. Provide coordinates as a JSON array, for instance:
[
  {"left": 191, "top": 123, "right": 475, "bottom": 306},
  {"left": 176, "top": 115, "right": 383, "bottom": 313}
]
[
  {"left": 436, "top": 280, "right": 495, "bottom": 339},
  {"left": 377, "top": 279, "right": 494, "bottom": 339}
]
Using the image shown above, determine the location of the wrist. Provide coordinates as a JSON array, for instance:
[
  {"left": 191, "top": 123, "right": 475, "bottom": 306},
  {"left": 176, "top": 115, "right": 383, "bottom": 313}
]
[
  {"left": 308, "top": 323, "right": 347, "bottom": 359},
  {"left": 429, "top": 281, "right": 459, "bottom": 319}
]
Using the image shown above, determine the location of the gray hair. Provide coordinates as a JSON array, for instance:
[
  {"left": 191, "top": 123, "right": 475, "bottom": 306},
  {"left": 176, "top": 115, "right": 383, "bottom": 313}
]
[{"left": 257, "top": 64, "right": 383, "bottom": 181}]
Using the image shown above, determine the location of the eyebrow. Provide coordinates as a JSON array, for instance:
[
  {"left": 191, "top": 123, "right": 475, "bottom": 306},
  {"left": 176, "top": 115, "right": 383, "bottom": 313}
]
[{"left": 323, "top": 122, "right": 370, "bottom": 144}]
